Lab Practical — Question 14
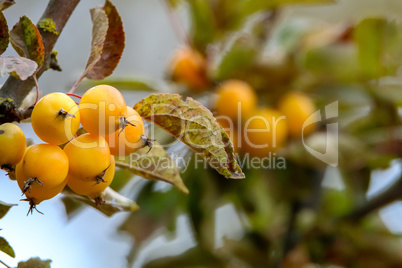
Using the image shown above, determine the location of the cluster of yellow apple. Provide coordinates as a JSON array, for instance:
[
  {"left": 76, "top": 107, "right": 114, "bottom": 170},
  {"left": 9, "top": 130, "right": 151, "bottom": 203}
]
[{"left": 0, "top": 85, "right": 145, "bottom": 214}]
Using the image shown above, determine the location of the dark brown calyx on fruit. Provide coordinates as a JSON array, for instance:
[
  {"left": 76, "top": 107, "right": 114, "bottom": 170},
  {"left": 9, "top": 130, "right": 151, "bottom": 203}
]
[
  {"left": 1, "top": 163, "right": 14, "bottom": 172},
  {"left": 21, "top": 198, "right": 44, "bottom": 216},
  {"left": 0, "top": 130, "right": 4, "bottom": 134},
  {"left": 57, "top": 108, "right": 75, "bottom": 119},
  {"left": 21, "top": 177, "right": 43, "bottom": 195},
  {"left": 94, "top": 196, "right": 105, "bottom": 206},
  {"left": 93, "top": 165, "right": 110, "bottom": 185},
  {"left": 141, "top": 135, "right": 156, "bottom": 153},
  {"left": 118, "top": 116, "right": 136, "bottom": 136}
]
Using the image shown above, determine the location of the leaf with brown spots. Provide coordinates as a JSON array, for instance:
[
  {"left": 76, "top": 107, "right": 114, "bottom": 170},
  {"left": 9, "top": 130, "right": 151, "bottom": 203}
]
[
  {"left": 9, "top": 16, "right": 44, "bottom": 68},
  {"left": 134, "top": 94, "right": 245, "bottom": 179},
  {"left": 115, "top": 141, "right": 189, "bottom": 194}
]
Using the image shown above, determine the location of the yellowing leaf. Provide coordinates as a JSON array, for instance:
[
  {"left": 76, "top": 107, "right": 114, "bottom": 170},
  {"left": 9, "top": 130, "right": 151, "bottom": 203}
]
[
  {"left": 0, "top": 56, "right": 38, "bottom": 80},
  {"left": 115, "top": 141, "right": 189, "bottom": 194},
  {"left": 10, "top": 16, "right": 44, "bottom": 67},
  {"left": 215, "top": 38, "right": 257, "bottom": 80},
  {"left": 134, "top": 94, "right": 245, "bottom": 179},
  {"left": 0, "top": 236, "right": 15, "bottom": 258},
  {"left": 0, "top": 11, "right": 8, "bottom": 55},
  {"left": 85, "top": 0, "right": 125, "bottom": 80}
]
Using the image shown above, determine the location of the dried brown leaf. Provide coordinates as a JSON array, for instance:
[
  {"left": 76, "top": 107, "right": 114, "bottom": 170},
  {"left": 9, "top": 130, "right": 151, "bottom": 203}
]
[
  {"left": 85, "top": 0, "right": 125, "bottom": 80},
  {"left": 84, "top": 8, "right": 108, "bottom": 76}
]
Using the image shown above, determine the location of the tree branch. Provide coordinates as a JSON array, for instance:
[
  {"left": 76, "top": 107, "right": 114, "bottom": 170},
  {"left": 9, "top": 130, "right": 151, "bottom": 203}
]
[
  {"left": 0, "top": 259, "right": 11, "bottom": 268},
  {"left": 0, "top": 0, "right": 80, "bottom": 123},
  {"left": 342, "top": 167, "right": 402, "bottom": 222}
]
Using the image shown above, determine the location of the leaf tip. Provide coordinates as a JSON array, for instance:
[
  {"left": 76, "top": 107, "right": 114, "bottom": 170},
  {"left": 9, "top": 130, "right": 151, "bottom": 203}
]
[
  {"left": 130, "top": 202, "right": 140, "bottom": 212},
  {"left": 177, "top": 182, "right": 190, "bottom": 194}
]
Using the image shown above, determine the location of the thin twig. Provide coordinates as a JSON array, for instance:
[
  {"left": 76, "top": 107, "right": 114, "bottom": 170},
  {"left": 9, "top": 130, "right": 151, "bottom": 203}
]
[
  {"left": 66, "top": 93, "right": 82, "bottom": 99},
  {"left": 341, "top": 167, "right": 402, "bottom": 222},
  {"left": 162, "top": 0, "right": 190, "bottom": 46},
  {"left": 32, "top": 73, "right": 39, "bottom": 105},
  {"left": 0, "top": 260, "right": 11, "bottom": 268},
  {"left": 68, "top": 73, "right": 85, "bottom": 94}
]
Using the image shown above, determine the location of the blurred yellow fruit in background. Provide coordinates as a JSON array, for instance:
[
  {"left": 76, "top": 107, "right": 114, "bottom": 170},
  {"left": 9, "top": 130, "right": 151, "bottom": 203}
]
[
  {"left": 168, "top": 46, "right": 209, "bottom": 90},
  {"left": 242, "top": 108, "right": 288, "bottom": 157},
  {"left": 278, "top": 92, "right": 317, "bottom": 138},
  {"left": 214, "top": 79, "right": 257, "bottom": 122}
]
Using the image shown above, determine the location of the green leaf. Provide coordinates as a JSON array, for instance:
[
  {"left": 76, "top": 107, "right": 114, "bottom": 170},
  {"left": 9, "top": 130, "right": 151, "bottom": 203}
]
[
  {"left": 134, "top": 94, "right": 245, "bottom": 179},
  {"left": 18, "top": 257, "right": 51, "bottom": 268},
  {"left": 85, "top": 0, "right": 125, "bottom": 80},
  {"left": 62, "top": 187, "right": 139, "bottom": 217},
  {"left": 320, "top": 188, "right": 353, "bottom": 217},
  {"left": 0, "top": 56, "right": 38, "bottom": 80},
  {"left": 0, "top": 0, "right": 15, "bottom": 11},
  {"left": 110, "top": 168, "right": 134, "bottom": 192},
  {"left": 375, "top": 84, "right": 402, "bottom": 107},
  {"left": 10, "top": 16, "right": 44, "bottom": 67},
  {"left": 143, "top": 246, "right": 224, "bottom": 268},
  {"left": 80, "top": 77, "right": 158, "bottom": 92},
  {"left": 241, "top": 0, "right": 334, "bottom": 15},
  {"left": 0, "top": 201, "right": 17, "bottom": 219},
  {"left": 115, "top": 141, "right": 189, "bottom": 194},
  {"left": 0, "top": 11, "right": 8, "bottom": 55},
  {"left": 119, "top": 182, "right": 185, "bottom": 265},
  {"left": 37, "top": 18, "right": 59, "bottom": 35},
  {"left": 0, "top": 236, "right": 15, "bottom": 258},
  {"left": 188, "top": 0, "right": 216, "bottom": 51},
  {"left": 167, "top": 0, "right": 181, "bottom": 8},
  {"left": 61, "top": 196, "right": 83, "bottom": 220},
  {"left": 354, "top": 18, "right": 402, "bottom": 78},
  {"left": 215, "top": 37, "right": 257, "bottom": 80},
  {"left": 303, "top": 43, "right": 361, "bottom": 82}
]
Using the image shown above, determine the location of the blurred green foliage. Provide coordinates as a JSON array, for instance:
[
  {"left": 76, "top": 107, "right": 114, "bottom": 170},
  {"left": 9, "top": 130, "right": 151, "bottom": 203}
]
[{"left": 114, "top": 0, "right": 402, "bottom": 267}]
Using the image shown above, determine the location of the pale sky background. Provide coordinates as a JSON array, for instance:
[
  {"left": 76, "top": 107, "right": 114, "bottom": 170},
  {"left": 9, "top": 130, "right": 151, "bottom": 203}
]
[{"left": 1, "top": 0, "right": 402, "bottom": 267}]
